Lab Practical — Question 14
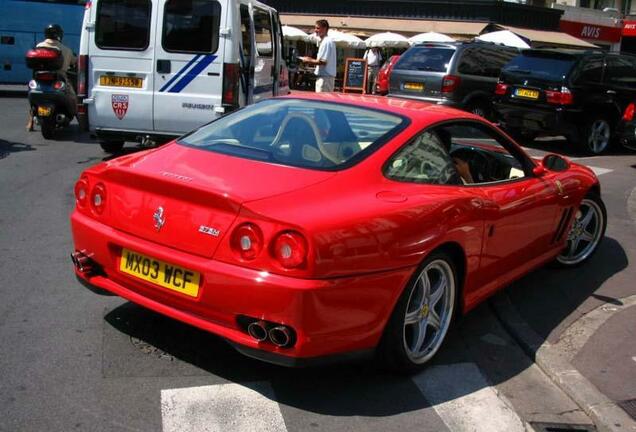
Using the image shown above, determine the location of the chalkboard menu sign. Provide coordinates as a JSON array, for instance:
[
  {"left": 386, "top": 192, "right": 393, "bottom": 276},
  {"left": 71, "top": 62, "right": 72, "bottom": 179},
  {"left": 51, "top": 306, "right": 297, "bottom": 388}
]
[{"left": 343, "top": 58, "right": 367, "bottom": 93}]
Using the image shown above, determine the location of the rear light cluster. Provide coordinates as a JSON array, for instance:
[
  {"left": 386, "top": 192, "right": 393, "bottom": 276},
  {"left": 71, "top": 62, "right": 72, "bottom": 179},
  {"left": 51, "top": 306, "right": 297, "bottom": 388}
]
[
  {"left": 222, "top": 63, "right": 240, "bottom": 110},
  {"left": 230, "top": 223, "right": 308, "bottom": 270},
  {"left": 74, "top": 177, "right": 107, "bottom": 215},
  {"left": 545, "top": 86, "right": 573, "bottom": 105},
  {"left": 623, "top": 103, "right": 635, "bottom": 121},
  {"left": 441, "top": 75, "right": 460, "bottom": 93},
  {"left": 495, "top": 82, "right": 508, "bottom": 95}
]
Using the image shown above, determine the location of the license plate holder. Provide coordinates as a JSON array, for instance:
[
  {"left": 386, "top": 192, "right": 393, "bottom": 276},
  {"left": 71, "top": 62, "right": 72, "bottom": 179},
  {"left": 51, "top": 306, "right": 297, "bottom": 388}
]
[
  {"left": 119, "top": 248, "right": 201, "bottom": 297},
  {"left": 514, "top": 88, "right": 539, "bottom": 100},
  {"left": 99, "top": 75, "right": 143, "bottom": 88}
]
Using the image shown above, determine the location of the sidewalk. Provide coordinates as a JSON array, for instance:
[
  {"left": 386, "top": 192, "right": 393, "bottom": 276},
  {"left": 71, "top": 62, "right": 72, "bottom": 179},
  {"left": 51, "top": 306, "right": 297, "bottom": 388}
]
[{"left": 0, "top": 84, "right": 28, "bottom": 97}]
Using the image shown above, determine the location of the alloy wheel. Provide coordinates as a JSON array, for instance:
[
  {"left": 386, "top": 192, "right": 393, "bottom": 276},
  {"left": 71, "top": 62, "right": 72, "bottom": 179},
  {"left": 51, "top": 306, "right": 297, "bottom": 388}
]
[
  {"left": 587, "top": 119, "right": 611, "bottom": 154},
  {"left": 402, "top": 259, "right": 455, "bottom": 364},
  {"left": 557, "top": 198, "right": 604, "bottom": 265}
]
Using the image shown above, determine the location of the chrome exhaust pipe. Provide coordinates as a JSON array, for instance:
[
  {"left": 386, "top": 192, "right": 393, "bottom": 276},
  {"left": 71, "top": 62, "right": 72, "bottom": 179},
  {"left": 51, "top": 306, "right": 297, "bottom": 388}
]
[
  {"left": 268, "top": 326, "right": 291, "bottom": 348},
  {"left": 71, "top": 250, "right": 93, "bottom": 273},
  {"left": 247, "top": 321, "right": 268, "bottom": 342}
]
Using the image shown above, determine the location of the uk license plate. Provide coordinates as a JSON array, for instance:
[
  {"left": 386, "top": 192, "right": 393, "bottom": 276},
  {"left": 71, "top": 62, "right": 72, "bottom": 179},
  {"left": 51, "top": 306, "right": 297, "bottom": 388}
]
[
  {"left": 37, "top": 106, "right": 52, "bottom": 116},
  {"left": 119, "top": 248, "right": 201, "bottom": 297},
  {"left": 99, "top": 75, "right": 143, "bottom": 88},
  {"left": 404, "top": 82, "right": 424, "bottom": 91},
  {"left": 515, "top": 88, "right": 539, "bottom": 99}
]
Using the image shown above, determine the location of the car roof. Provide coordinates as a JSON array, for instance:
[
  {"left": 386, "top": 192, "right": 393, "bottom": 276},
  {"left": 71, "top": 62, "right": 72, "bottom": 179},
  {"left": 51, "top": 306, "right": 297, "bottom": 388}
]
[{"left": 280, "top": 92, "right": 480, "bottom": 123}]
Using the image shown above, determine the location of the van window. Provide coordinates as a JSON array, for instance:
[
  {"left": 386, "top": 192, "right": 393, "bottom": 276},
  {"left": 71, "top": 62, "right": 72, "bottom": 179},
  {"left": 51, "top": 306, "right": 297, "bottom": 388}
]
[
  {"left": 95, "top": 0, "right": 151, "bottom": 50},
  {"left": 162, "top": 0, "right": 221, "bottom": 53},
  {"left": 395, "top": 46, "right": 454, "bottom": 73},
  {"left": 253, "top": 8, "right": 272, "bottom": 57},
  {"left": 240, "top": 4, "right": 252, "bottom": 59}
]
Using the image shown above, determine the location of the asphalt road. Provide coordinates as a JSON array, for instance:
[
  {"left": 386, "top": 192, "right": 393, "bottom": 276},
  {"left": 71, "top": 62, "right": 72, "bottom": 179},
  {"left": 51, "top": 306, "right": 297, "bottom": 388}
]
[{"left": 0, "top": 94, "right": 634, "bottom": 432}]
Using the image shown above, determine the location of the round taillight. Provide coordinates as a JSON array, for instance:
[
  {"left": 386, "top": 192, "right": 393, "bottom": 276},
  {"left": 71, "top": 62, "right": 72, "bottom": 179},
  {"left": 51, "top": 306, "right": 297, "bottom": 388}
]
[
  {"left": 231, "top": 223, "right": 263, "bottom": 260},
  {"left": 28, "top": 80, "right": 37, "bottom": 90},
  {"left": 273, "top": 231, "right": 307, "bottom": 269},
  {"left": 74, "top": 178, "right": 89, "bottom": 207},
  {"left": 90, "top": 183, "right": 106, "bottom": 214},
  {"left": 53, "top": 80, "right": 65, "bottom": 90}
]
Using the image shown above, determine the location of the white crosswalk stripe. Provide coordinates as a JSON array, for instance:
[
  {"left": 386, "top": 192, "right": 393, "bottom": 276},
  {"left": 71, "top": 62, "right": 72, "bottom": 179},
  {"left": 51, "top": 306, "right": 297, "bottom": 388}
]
[
  {"left": 161, "top": 362, "right": 527, "bottom": 432},
  {"left": 412, "top": 363, "right": 526, "bottom": 432},
  {"left": 161, "top": 382, "right": 287, "bottom": 432}
]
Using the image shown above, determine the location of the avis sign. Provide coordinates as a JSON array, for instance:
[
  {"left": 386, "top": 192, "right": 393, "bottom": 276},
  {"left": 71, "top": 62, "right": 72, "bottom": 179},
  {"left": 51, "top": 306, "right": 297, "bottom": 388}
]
[
  {"left": 581, "top": 25, "right": 601, "bottom": 39},
  {"left": 112, "top": 94, "right": 129, "bottom": 120}
]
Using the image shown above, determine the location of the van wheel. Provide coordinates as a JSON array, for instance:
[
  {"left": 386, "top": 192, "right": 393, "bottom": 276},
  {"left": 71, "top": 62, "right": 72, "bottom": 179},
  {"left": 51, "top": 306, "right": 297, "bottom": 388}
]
[
  {"left": 377, "top": 251, "right": 457, "bottom": 372},
  {"left": 99, "top": 141, "right": 125, "bottom": 154},
  {"left": 40, "top": 117, "right": 55, "bottom": 139},
  {"left": 580, "top": 116, "right": 612, "bottom": 155}
]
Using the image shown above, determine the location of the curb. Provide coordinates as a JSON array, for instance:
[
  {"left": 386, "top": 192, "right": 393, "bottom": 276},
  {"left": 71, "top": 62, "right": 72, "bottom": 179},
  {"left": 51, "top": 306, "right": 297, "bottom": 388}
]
[
  {"left": 0, "top": 85, "right": 28, "bottom": 97},
  {"left": 491, "top": 292, "right": 636, "bottom": 432}
]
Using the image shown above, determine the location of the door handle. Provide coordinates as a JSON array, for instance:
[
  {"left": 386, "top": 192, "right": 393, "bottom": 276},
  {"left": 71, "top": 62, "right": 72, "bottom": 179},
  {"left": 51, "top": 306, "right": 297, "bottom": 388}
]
[{"left": 157, "top": 59, "right": 171, "bottom": 74}]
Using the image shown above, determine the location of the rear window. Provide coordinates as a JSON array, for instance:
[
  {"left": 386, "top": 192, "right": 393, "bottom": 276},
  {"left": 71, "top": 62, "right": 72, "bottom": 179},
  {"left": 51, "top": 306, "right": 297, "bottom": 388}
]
[
  {"left": 96, "top": 0, "right": 152, "bottom": 50},
  {"left": 395, "top": 47, "right": 455, "bottom": 73},
  {"left": 179, "top": 99, "right": 406, "bottom": 170},
  {"left": 503, "top": 53, "right": 576, "bottom": 82},
  {"left": 162, "top": 0, "right": 221, "bottom": 53}
]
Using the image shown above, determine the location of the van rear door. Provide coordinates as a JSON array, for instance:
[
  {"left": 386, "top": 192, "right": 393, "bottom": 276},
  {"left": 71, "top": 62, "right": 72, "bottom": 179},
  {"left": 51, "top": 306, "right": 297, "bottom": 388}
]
[
  {"left": 152, "top": 0, "right": 225, "bottom": 134},
  {"left": 88, "top": 0, "right": 155, "bottom": 132},
  {"left": 251, "top": 6, "right": 275, "bottom": 102}
]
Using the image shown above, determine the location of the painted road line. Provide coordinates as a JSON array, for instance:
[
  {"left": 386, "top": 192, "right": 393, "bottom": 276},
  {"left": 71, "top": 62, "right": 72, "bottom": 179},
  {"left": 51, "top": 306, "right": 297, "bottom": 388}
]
[
  {"left": 161, "top": 382, "right": 287, "bottom": 432},
  {"left": 412, "top": 362, "right": 526, "bottom": 432},
  {"left": 587, "top": 166, "right": 613, "bottom": 176}
]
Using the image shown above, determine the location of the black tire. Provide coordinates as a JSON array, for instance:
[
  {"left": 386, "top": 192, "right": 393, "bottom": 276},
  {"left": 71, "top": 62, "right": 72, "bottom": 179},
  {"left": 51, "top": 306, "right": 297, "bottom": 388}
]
[
  {"left": 40, "top": 116, "right": 55, "bottom": 140},
  {"left": 466, "top": 100, "right": 491, "bottom": 120},
  {"left": 555, "top": 192, "right": 606, "bottom": 267},
  {"left": 99, "top": 141, "right": 125, "bottom": 154},
  {"left": 377, "top": 251, "right": 458, "bottom": 372},
  {"left": 579, "top": 116, "right": 613, "bottom": 155},
  {"left": 507, "top": 128, "right": 537, "bottom": 144}
]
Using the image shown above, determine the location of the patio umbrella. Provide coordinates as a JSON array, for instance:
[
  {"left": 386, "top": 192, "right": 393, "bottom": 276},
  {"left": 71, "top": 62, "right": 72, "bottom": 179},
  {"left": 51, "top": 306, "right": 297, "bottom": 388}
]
[
  {"left": 476, "top": 30, "right": 531, "bottom": 49},
  {"left": 308, "top": 29, "right": 366, "bottom": 48},
  {"left": 409, "top": 32, "right": 455, "bottom": 44},
  {"left": 365, "top": 32, "right": 410, "bottom": 48},
  {"left": 282, "top": 25, "right": 310, "bottom": 41}
]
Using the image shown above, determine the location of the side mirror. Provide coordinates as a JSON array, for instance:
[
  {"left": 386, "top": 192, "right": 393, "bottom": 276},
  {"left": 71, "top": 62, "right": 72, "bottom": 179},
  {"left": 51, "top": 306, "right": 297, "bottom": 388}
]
[{"left": 542, "top": 153, "right": 570, "bottom": 172}]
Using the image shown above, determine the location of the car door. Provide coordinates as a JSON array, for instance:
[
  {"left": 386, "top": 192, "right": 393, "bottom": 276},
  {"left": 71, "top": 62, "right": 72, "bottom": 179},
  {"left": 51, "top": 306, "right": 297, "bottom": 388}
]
[
  {"left": 251, "top": 6, "right": 275, "bottom": 101},
  {"left": 440, "top": 122, "right": 563, "bottom": 301},
  {"left": 88, "top": 0, "right": 155, "bottom": 132},
  {"left": 153, "top": 0, "right": 225, "bottom": 134}
]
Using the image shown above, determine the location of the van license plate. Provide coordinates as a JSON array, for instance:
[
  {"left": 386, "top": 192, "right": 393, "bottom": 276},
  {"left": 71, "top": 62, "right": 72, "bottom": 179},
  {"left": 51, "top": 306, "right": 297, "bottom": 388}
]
[
  {"left": 515, "top": 88, "right": 539, "bottom": 100},
  {"left": 100, "top": 75, "right": 143, "bottom": 88},
  {"left": 119, "top": 248, "right": 201, "bottom": 297},
  {"left": 404, "top": 82, "right": 424, "bottom": 91}
]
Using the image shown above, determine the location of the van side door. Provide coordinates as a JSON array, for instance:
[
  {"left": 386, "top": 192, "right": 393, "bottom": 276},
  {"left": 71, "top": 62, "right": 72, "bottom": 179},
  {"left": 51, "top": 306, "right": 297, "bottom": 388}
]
[
  {"left": 153, "top": 0, "right": 225, "bottom": 134},
  {"left": 251, "top": 6, "right": 275, "bottom": 101},
  {"left": 271, "top": 10, "right": 288, "bottom": 96},
  {"left": 88, "top": 0, "right": 155, "bottom": 132}
]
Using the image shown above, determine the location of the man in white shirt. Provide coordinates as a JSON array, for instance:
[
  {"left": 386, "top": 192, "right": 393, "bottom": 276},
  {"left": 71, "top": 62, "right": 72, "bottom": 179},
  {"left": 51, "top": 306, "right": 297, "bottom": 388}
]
[
  {"left": 363, "top": 47, "right": 383, "bottom": 94},
  {"left": 300, "top": 20, "right": 336, "bottom": 92}
]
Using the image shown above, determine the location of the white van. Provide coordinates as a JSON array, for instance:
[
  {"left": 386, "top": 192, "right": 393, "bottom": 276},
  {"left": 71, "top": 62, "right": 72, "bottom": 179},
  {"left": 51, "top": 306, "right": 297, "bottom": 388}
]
[{"left": 76, "top": 0, "right": 289, "bottom": 152}]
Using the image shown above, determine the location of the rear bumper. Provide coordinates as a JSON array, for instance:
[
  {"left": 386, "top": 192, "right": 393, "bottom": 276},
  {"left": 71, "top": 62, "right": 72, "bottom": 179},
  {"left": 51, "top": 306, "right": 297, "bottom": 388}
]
[
  {"left": 494, "top": 101, "right": 582, "bottom": 137},
  {"left": 71, "top": 211, "right": 414, "bottom": 366}
]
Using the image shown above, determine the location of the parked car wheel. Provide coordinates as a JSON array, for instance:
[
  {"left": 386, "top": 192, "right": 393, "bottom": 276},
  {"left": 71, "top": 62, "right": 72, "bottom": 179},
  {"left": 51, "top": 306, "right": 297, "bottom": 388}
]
[
  {"left": 581, "top": 116, "right": 612, "bottom": 155},
  {"left": 378, "top": 251, "right": 457, "bottom": 372},
  {"left": 99, "top": 141, "right": 125, "bottom": 154},
  {"left": 556, "top": 192, "right": 606, "bottom": 266}
]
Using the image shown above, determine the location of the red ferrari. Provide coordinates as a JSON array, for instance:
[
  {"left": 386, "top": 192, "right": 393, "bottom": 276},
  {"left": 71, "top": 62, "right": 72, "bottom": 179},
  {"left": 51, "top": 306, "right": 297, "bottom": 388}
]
[{"left": 71, "top": 93, "right": 606, "bottom": 370}]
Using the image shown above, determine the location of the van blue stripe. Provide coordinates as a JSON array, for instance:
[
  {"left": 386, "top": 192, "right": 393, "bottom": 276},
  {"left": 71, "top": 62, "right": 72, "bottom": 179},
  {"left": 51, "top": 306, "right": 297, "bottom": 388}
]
[
  {"left": 168, "top": 55, "right": 217, "bottom": 93},
  {"left": 159, "top": 55, "right": 201, "bottom": 92}
]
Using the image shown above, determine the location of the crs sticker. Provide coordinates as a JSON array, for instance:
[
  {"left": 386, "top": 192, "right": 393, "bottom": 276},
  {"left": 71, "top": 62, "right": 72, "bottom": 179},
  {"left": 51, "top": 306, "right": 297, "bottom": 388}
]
[{"left": 112, "top": 94, "right": 129, "bottom": 120}]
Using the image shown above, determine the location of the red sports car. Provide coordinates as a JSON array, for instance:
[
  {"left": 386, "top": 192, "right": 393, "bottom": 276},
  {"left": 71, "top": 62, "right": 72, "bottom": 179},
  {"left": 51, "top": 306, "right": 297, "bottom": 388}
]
[
  {"left": 375, "top": 54, "right": 400, "bottom": 96},
  {"left": 71, "top": 93, "right": 606, "bottom": 371}
]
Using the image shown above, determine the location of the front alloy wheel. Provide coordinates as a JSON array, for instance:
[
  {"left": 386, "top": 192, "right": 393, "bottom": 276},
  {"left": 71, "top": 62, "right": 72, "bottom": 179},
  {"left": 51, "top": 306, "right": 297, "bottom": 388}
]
[{"left": 557, "top": 194, "right": 606, "bottom": 266}]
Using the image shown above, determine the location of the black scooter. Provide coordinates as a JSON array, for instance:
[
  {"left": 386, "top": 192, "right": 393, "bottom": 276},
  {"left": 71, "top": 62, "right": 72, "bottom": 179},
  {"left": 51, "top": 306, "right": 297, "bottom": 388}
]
[{"left": 26, "top": 47, "right": 77, "bottom": 139}]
